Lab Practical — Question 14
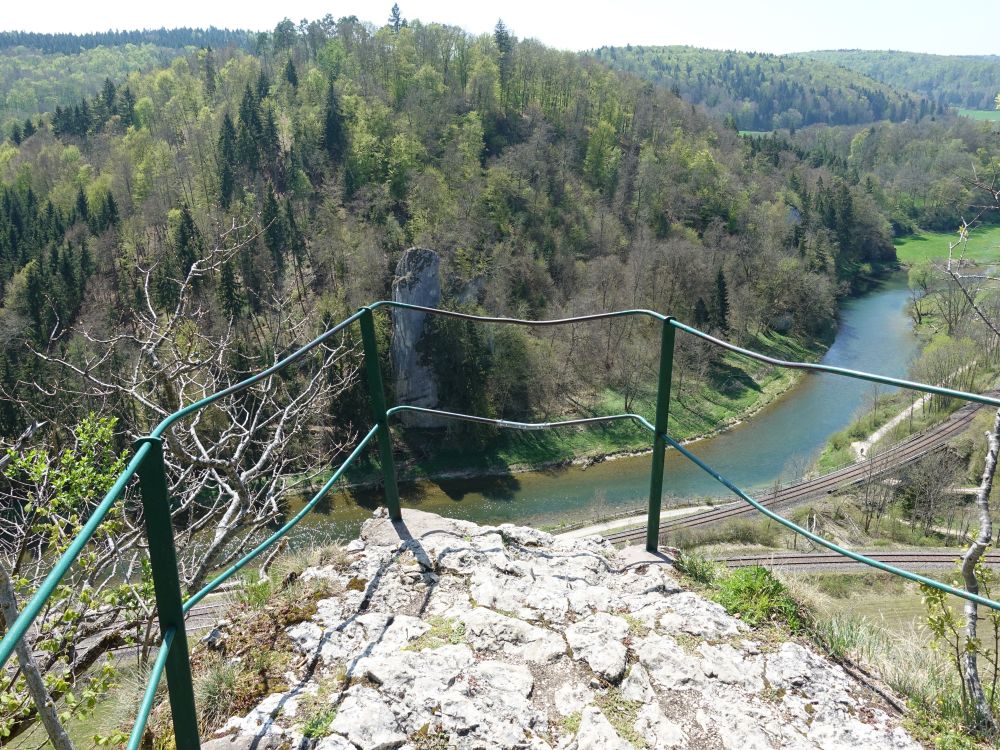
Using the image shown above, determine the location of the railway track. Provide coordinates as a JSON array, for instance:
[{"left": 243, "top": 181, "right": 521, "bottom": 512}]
[
  {"left": 714, "top": 549, "right": 1000, "bottom": 570},
  {"left": 606, "top": 399, "right": 987, "bottom": 547}
]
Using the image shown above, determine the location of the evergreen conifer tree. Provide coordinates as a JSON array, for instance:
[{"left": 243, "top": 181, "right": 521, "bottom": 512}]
[
  {"left": 322, "top": 80, "right": 346, "bottom": 163},
  {"left": 218, "top": 113, "right": 237, "bottom": 208},
  {"left": 714, "top": 268, "right": 728, "bottom": 331},
  {"left": 389, "top": 4, "right": 404, "bottom": 32},
  {"left": 283, "top": 57, "right": 299, "bottom": 88}
]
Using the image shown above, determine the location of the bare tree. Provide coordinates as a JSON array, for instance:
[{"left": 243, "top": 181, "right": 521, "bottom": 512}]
[
  {"left": 856, "top": 448, "right": 894, "bottom": 533},
  {"left": 961, "top": 407, "right": 1000, "bottom": 733},
  {"left": 5, "top": 219, "right": 361, "bottom": 741},
  {"left": 930, "top": 176, "right": 1000, "bottom": 731},
  {"left": 899, "top": 450, "right": 961, "bottom": 536},
  {"left": 28, "top": 221, "right": 360, "bottom": 590}
]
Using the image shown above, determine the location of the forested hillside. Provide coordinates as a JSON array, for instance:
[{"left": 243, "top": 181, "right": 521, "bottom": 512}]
[
  {"left": 0, "top": 28, "right": 259, "bottom": 134},
  {"left": 0, "top": 16, "right": 993, "bottom": 448},
  {"left": 768, "top": 116, "right": 999, "bottom": 231},
  {"left": 0, "top": 27, "right": 253, "bottom": 53},
  {"left": 797, "top": 50, "right": 1000, "bottom": 111},
  {"left": 1, "top": 44, "right": 183, "bottom": 127},
  {"left": 591, "top": 45, "right": 935, "bottom": 131}
]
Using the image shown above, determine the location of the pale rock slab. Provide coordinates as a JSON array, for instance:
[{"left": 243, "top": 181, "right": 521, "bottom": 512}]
[
  {"left": 620, "top": 662, "right": 656, "bottom": 703},
  {"left": 658, "top": 591, "right": 745, "bottom": 638},
  {"left": 202, "top": 509, "right": 918, "bottom": 750},
  {"left": 565, "top": 613, "right": 630, "bottom": 682},
  {"left": 634, "top": 702, "right": 687, "bottom": 749},
  {"left": 570, "top": 706, "right": 632, "bottom": 750},
  {"left": 699, "top": 642, "right": 764, "bottom": 690},
  {"left": 460, "top": 606, "right": 566, "bottom": 663},
  {"left": 330, "top": 685, "right": 406, "bottom": 750},
  {"left": 638, "top": 633, "right": 705, "bottom": 690}
]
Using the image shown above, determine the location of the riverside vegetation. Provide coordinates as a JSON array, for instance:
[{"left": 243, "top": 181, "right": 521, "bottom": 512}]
[{"left": 3, "top": 7, "right": 1000, "bottom": 748}]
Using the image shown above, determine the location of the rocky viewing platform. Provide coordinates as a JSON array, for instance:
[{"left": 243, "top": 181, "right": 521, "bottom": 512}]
[{"left": 200, "top": 509, "right": 920, "bottom": 750}]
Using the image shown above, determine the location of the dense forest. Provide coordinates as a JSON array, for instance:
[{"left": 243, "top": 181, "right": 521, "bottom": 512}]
[
  {"left": 0, "top": 17, "right": 995, "bottom": 450},
  {"left": 1, "top": 44, "right": 183, "bottom": 126},
  {"left": 2, "top": 18, "right": 1000, "bottom": 742},
  {"left": 591, "top": 45, "right": 936, "bottom": 131},
  {"left": 0, "top": 27, "right": 253, "bottom": 54},
  {"left": 744, "top": 114, "right": 1000, "bottom": 233},
  {"left": 797, "top": 50, "right": 1000, "bottom": 111},
  {"left": 0, "top": 16, "right": 936, "bottom": 441}
]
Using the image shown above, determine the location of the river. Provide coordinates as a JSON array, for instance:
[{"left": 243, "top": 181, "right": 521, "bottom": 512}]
[{"left": 291, "top": 273, "right": 920, "bottom": 543}]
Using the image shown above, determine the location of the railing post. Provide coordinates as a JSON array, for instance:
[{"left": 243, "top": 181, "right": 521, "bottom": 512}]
[
  {"left": 358, "top": 307, "right": 402, "bottom": 520},
  {"left": 133, "top": 437, "right": 201, "bottom": 749},
  {"left": 646, "top": 318, "right": 675, "bottom": 552}
]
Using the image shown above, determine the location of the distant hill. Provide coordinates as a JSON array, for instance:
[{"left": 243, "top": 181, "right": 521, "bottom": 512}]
[
  {"left": 0, "top": 28, "right": 254, "bottom": 128},
  {"left": 591, "top": 45, "right": 935, "bottom": 131},
  {"left": 1, "top": 45, "right": 180, "bottom": 123},
  {"left": 795, "top": 50, "right": 1000, "bottom": 111},
  {"left": 0, "top": 28, "right": 253, "bottom": 54}
]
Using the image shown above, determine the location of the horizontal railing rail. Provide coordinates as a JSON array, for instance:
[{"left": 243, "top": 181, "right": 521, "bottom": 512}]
[{"left": 2, "top": 302, "right": 999, "bottom": 749}]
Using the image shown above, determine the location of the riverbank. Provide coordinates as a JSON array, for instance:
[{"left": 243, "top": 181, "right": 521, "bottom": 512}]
[
  {"left": 816, "top": 221, "right": 1000, "bottom": 474},
  {"left": 344, "top": 327, "right": 828, "bottom": 487}
]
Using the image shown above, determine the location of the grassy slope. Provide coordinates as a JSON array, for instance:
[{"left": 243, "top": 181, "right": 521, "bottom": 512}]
[
  {"left": 894, "top": 225, "right": 1000, "bottom": 264},
  {"left": 392, "top": 330, "right": 823, "bottom": 480}
]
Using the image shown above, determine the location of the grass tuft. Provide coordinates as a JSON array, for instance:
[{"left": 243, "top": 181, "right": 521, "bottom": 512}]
[
  {"left": 403, "top": 616, "right": 466, "bottom": 651},
  {"left": 673, "top": 551, "right": 721, "bottom": 585},
  {"left": 713, "top": 565, "right": 806, "bottom": 631},
  {"left": 595, "top": 689, "right": 646, "bottom": 748}
]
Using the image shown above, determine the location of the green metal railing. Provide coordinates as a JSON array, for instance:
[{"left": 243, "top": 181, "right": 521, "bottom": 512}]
[{"left": 3, "top": 302, "right": 1000, "bottom": 748}]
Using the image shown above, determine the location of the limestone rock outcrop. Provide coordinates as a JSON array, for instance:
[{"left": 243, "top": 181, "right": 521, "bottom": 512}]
[
  {"left": 203, "top": 509, "right": 920, "bottom": 750},
  {"left": 389, "top": 247, "right": 440, "bottom": 427}
]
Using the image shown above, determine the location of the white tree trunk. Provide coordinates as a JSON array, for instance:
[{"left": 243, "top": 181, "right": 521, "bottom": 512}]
[
  {"left": 960, "top": 407, "right": 1000, "bottom": 732},
  {"left": 0, "top": 562, "right": 76, "bottom": 750}
]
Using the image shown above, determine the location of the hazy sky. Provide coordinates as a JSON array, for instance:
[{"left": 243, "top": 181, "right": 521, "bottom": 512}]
[{"left": 5, "top": 0, "right": 999, "bottom": 56}]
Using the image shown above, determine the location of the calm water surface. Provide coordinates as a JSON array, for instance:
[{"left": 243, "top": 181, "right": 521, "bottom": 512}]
[{"left": 292, "top": 273, "right": 920, "bottom": 542}]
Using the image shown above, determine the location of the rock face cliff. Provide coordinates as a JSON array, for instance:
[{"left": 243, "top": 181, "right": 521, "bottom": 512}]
[
  {"left": 389, "top": 248, "right": 440, "bottom": 427},
  {"left": 203, "top": 510, "right": 920, "bottom": 750}
]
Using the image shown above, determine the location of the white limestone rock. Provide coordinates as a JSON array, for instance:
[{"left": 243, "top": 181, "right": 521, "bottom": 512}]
[
  {"left": 634, "top": 702, "right": 687, "bottom": 749},
  {"left": 658, "top": 592, "right": 745, "bottom": 638},
  {"left": 699, "top": 642, "right": 764, "bottom": 690},
  {"left": 460, "top": 606, "right": 566, "bottom": 663},
  {"left": 206, "top": 510, "right": 918, "bottom": 750},
  {"left": 565, "top": 613, "right": 630, "bottom": 682},
  {"left": 570, "top": 706, "right": 632, "bottom": 750},
  {"left": 330, "top": 685, "right": 406, "bottom": 750},
  {"left": 620, "top": 662, "right": 656, "bottom": 703},
  {"left": 638, "top": 633, "right": 704, "bottom": 691}
]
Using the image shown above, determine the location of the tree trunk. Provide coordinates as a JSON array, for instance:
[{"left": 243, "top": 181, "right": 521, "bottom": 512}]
[
  {"left": 960, "top": 407, "right": 1000, "bottom": 733},
  {"left": 0, "top": 562, "right": 76, "bottom": 750}
]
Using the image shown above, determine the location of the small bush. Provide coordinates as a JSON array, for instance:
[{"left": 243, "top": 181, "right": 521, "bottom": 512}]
[
  {"left": 302, "top": 709, "right": 337, "bottom": 739},
  {"left": 561, "top": 712, "right": 581, "bottom": 735},
  {"left": 236, "top": 573, "right": 273, "bottom": 609},
  {"left": 194, "top": 658, "right": 241, "bottom": 731},
  {"left": 404, "top": 616, "right": 466, "bottom": 651},
  {"left": 713, "top": 566, "right": 805, "bottom": 631},
  {"left": 673, "top": 552, "right": 721, "bottom": 585},
  {"left": 672, "top": 518, "right": 780, "bottom": 549},
  {"left": 595, "top": 689, "right": 645, "bottom": 748}
]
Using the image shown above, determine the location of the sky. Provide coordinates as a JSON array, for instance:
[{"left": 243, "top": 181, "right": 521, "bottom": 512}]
[{"left": 4, "top": 0, "right": 999, "bottom": 56}]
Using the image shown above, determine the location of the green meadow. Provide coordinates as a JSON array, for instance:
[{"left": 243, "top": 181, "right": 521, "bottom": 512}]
[
  {"left": 957, "top": 108, "right": 1000, "bottom": 121},
  {"left": 894, "top": 225, "right": 1000, "bottom": 264}
]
